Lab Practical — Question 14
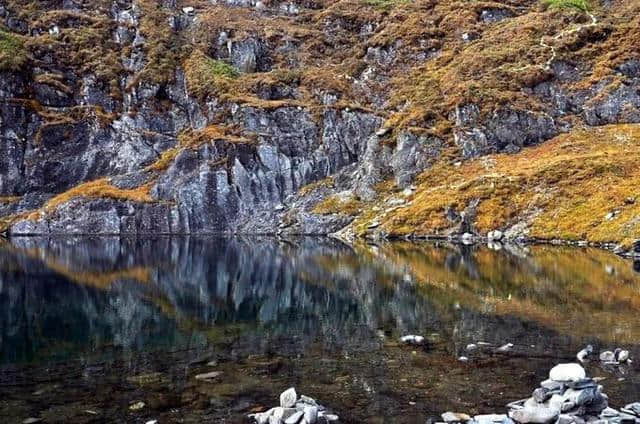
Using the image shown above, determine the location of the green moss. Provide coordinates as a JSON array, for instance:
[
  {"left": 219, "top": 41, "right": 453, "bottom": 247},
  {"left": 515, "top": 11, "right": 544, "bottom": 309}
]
[
  {"left": 363, "top": 0, "right": 407, "bottom": 10},
  {"left": 0, "top": 30, "right": 27, "bottom": 71},
  {"left": 184, "top": 50, "right": 239, "bottom": 99},
  {"left": 543, "top": 0, "right": 590, "bottom": 12}
]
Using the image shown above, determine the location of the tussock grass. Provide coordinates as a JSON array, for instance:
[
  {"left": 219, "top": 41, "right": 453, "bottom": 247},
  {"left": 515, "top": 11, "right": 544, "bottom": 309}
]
[
  {"left": 543, "top": 0, "right": 590, "bottom": 12},
  {"left": 0, "top": 29, "right": 27, "bottom": 71},
  {"left": 353, "top": 124, "right": 640, "bottom": 247}
]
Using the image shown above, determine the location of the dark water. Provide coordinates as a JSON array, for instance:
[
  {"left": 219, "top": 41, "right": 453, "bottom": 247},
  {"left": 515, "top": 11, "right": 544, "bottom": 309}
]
[{"left": 1, "top": 237, "right": 639, "bottom": 423}]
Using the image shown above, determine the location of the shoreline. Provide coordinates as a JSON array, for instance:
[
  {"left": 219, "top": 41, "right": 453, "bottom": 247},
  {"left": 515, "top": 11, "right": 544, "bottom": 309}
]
[{"left": 3, "top": 231, "right": 640, "bottom": 261}]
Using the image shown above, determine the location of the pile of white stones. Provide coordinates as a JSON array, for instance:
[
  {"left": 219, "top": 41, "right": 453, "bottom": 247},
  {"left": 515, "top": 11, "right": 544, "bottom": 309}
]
[
  {"left": 440, "top": 363, "right": 640, "bottom": 424},
  {"left": 248, "top": 388, "right": 339, "bottom": 424}
]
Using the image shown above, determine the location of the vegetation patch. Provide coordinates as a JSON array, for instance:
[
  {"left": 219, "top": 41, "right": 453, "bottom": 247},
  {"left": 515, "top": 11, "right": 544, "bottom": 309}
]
[
  {"left": 184, "top": 50, "right": 238, "bottom": 99},
  {"left": 313, "top": 194, "right": 363, "bottom": 217},
  {"left": 0, "top": 29, "right": 27, "bottom": 71},
  {"left": 352, "top": 124, "right": 640, "bottom": 247},
  {"left": 363, "top": 0, "right": 408, "bottom": 11},
  {"left": 37, "top": 178, "right": 155, "bottom": 215},
  {"left": 543, "top": 0, "right": 590, "bottom": 12}
]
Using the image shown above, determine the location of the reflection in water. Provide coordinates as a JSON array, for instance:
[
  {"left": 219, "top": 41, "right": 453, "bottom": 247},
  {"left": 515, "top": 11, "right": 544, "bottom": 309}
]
[
  {"left": 1, "top": 237, "right": 640, "bottom": 423},
  {"left": 2, "top": 237, "right": 640, "bottom": 364}
]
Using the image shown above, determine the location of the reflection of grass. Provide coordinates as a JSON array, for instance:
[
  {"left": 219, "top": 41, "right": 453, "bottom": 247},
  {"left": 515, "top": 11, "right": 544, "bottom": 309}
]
[
  {"left": 366, "top": 242, "right": 640, "bottom": 343},
  {"left": 0, "top": 242, "right": 151, "bottom": 289}
]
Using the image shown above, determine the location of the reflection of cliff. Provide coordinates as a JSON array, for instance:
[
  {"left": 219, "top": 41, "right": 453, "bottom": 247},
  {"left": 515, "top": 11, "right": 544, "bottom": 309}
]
[{"left": 1, "top": 237, "right": 639, "bottom": 366}]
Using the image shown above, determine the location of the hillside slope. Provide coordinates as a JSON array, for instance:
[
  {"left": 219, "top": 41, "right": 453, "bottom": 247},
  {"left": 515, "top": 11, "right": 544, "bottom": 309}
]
[{"left": 0, "top": 0, "right": 639, "bottom": 247}]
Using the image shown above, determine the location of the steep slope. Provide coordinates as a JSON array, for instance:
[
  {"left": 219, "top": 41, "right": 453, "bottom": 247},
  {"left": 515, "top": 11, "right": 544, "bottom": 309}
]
[{"left": 0, "top": 0, "right": 638, "bottom": 246}]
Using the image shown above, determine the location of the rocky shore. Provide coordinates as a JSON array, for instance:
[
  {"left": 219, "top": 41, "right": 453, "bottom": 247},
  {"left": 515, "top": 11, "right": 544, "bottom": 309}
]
[
  {"left": 248, "top": 388, "right": 339, "bottom": 424},
  {"left": 440, "top": 363, "right": 640, "bottom": 424}
]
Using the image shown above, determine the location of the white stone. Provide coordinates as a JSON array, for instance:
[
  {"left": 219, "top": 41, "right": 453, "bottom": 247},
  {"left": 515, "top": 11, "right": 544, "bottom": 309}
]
[
  {"left": 195, "top": 371, "right": 222, "bottom": 380},
  {"left": 285, "top": 411, "right": 304, "bottom": 424},
  {"left": 549, "top": 363, "right": 586, "bottom": 382},
  {"left": 442, "top": 412, "right": 471, "bottom": 422},
  {"left": 474, "top": 414, "right": 510, "bottom": 424},
  {"left": 599, "top": 351, "right": 615, "bottom": 362},
  {"left": 617, "top": 350, "right": 630, "bottom": 362},
  {"left": 488, "top": 230, "right": 503, "bottom": 240},
  {"left": 182, "top": 6, "right": 195, "bottom": 14},
  {"left": 304, "top": 405, "right": 318, "bottom": 423},
  {"left": 319, "top": 413, "right": 339, "bottom": 422},
  {"left": 400, "top": 335, "right": 424, "bottom": 344},
  {"left": 497, "top": 343, "right": 514, "bottom": 352},
  {"left": 280, "top": 387, "right": 298, "bottom": 408}
]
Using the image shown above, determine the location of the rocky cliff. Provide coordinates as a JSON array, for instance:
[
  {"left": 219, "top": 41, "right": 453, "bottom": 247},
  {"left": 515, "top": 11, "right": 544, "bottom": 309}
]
[{"left": 0, "top": 0, "right": 639, "bottom": 245}]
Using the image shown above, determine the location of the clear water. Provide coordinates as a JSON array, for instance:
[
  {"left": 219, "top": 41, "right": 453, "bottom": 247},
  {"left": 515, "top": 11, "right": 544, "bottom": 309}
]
[{"left": 0, "top": 237, "right": 639, "bottom": 423}]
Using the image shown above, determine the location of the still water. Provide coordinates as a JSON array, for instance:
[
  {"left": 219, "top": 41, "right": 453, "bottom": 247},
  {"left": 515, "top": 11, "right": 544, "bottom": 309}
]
[{"left": 0, "top": 237, "right": 639, "bottom": 423}]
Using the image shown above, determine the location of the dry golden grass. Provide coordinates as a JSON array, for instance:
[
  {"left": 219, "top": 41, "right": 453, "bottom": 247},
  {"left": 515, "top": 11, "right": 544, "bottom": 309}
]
[
  {"left": 313, "top": 194, "right": 363, "bottom": 216},
  {"left": 351, "top": 124, "right": 640, "bottom": 246},
  {"left": 35, "top": 178, "right": 154, "bottom": 216}
]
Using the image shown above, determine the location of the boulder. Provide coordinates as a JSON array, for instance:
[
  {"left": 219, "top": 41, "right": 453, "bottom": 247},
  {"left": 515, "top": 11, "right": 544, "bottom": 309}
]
[{"left": 549, "top": 364, "right": 586, "bottom": 382}]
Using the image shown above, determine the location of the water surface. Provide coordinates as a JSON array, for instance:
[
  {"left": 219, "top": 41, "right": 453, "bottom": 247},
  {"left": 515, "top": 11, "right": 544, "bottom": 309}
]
[{"left": 0, "top": 237, "right": 639, "bottom": 423}]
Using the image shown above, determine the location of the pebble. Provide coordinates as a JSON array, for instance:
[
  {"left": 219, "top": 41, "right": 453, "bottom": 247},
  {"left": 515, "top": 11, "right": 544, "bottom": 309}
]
[
  {"left": 497, "top": 343, "right": 514, "bottom": 353},
  {"left": 599, "top": 351, "right": 615, "bottom": 362},
  {"left": 458, "top": 356, "right": 469, "bottom": 362},
  {"left": 129, "top": 401, "right": 145, "bottom": 411},
  {"left": 442, "top": 411, "right": 472, "bottom": 422},
  {"left": 474, "top": 414, "right": 511, "bottom": 424},
  {"left": 466, "top": 344, "right": 478, "bottom": 351},
  {"left": 576, "top": 345, "right": 593, "bottom": 363},
  {"left": 400, "top": 335, "right": 425, "bottom": 344},
  {"left": 488, "top": 230, "right": 504, "bottom": 241},
  {"left": 617, "top": 349, "right": 630, "bottom": 362},
  {"left": 195, "top": 371, "right": 222, "bottom": 380}
]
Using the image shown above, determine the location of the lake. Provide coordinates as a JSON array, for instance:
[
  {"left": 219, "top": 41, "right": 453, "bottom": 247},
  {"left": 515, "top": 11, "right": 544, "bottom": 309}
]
[{"left": 0, "top": 237, "right": 639, "bottom": 423}]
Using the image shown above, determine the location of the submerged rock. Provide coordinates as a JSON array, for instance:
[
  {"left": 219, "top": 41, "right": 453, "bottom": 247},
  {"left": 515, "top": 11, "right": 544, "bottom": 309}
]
[
  {"left": 400, "top": 335, "right": 425, "bottom": 344},
  {"left": 195, "top": 371, "right": 222, "bottom": 380}
]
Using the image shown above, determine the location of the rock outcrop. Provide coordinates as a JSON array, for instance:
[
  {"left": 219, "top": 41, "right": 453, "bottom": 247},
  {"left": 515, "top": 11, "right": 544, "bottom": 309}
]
[{"left": 1, "top": 0, "right": 639, "bottom": 240}]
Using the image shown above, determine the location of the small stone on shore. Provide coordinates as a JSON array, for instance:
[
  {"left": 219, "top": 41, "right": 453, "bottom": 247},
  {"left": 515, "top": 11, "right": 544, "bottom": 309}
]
[{"left": 195, "top": 371, "right": 222, "bottom": 381}]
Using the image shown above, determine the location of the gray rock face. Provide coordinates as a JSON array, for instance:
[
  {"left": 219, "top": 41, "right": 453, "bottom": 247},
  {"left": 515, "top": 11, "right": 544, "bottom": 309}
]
[
  {"left": 8, "top": 101, "right": 381, "bottom": 234},
  {"left": 453, "top": 105, "right": 557, "bottom": 159},
  {"left": 2, "top": 1, "right": 640, "bottom": 236},
  {"left": 229, "top": 38, "right": 271, "bottom": 73}
]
